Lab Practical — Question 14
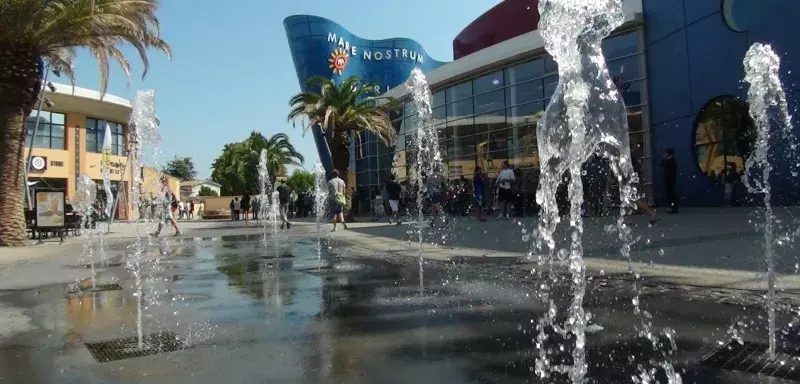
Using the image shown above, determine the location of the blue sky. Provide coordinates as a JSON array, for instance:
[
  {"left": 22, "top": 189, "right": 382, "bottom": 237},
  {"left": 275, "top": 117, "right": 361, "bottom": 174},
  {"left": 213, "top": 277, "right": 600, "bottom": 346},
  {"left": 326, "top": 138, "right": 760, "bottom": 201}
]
[{"left": 61, "top": 0, "right": 500, "bottom": 179}]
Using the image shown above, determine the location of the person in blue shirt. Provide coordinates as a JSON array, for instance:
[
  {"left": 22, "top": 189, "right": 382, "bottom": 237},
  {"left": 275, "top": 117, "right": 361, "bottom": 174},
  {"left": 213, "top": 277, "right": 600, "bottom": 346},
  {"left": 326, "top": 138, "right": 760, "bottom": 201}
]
[{"left": 473, "top": 167, "right": 488, "bottom": 222}]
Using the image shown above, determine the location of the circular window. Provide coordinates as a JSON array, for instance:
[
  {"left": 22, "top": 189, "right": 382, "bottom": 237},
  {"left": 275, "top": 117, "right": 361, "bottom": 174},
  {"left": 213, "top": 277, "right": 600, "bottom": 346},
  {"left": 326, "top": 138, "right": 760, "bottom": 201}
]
[{"left": 694, "top": 96, "right": 756, "bottom": 182}]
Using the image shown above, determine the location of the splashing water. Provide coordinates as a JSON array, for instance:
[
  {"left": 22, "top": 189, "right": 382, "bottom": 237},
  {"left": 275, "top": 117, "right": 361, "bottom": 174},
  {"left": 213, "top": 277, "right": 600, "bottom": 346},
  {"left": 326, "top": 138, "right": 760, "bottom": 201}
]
[
  {"left": 314, "top": 161, "right": 329, "bottom": 262},
  {"left": 405, "top": 68, "right": 446, "bottom": 294},
  {"left": 532, "top": 0, "right": 677, "bottom": 382},
  {"left": 270, "top": 191, "right": 281, "bottom": 258},
  {"left": 258, "top": 149, "right": 273, "bottom": 248},
  {"left": 75, "top": 174, "right": 98, "bottom": 288},
  {"left": 743, "top": 43, "right": 796, "bottom": 359},
  {"left": 127, "top": 89, "right": 161, "bottom": 349}
]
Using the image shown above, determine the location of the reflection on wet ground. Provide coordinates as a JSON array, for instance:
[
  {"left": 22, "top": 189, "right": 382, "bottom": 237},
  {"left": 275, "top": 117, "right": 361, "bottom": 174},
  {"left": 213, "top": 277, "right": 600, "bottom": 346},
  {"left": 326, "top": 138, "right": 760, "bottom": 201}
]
[{"left": 0, "top": 235, "right": 793, "bottom": 383}]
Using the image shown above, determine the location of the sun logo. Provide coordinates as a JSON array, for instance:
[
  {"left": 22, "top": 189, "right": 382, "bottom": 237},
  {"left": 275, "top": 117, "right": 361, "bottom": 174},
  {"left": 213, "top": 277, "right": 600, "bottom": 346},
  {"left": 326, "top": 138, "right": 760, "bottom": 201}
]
[{"left": 328, "top": 48, "right": 349, "bottom": 75}]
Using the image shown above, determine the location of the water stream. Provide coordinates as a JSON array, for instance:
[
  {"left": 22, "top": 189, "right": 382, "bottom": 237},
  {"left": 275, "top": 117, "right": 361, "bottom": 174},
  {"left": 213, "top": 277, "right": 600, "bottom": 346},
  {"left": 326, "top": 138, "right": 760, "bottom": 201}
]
[
  {"left": 743, "top": 43, "right": 797, "bottom": 358},
  {"left": 258, "top": 149, "right": 272, "bottom": 249},
  {"left": 532, "top": 0, "right": 679, "bottom": 382},
  {"left": 74, "top": 174, "right": 98, "bottom": 288},
  {"left": 313, "top": 161, "right": 329, "bottom": 262},
  {"left": 405, "top": 68, "right": 446, "bottom": 294},
  {"left": 127, "top": 89, "right": 161, "bottom": 349}
]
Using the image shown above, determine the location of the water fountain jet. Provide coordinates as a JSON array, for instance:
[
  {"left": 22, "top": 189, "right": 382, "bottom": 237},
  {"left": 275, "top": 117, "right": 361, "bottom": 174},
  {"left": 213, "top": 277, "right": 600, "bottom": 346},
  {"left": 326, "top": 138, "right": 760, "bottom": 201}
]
[
  {"left": 743, "top": 42, "right": 797, "bottom": 358},
  {"left": 405, "top": 68, "right": 446, "bottom": 295}
]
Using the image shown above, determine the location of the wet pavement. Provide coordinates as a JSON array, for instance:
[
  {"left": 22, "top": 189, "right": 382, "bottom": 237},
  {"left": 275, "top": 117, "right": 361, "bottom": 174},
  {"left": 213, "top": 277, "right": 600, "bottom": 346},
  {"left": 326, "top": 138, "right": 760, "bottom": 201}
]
[{"left": 0, "top": 233, "right": 798, "bottom": 383}]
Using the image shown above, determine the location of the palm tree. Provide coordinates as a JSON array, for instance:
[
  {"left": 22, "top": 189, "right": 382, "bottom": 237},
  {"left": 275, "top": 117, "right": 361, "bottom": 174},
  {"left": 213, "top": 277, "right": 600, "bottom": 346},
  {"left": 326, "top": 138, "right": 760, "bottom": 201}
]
[
  {"left": 288, "top": 75, "right": 399, "bottom": 183},
  {"left": 0, "top": 0, "right": 170, "bottom": 246},
  {"left": 240, "top": 132, "right": 304, "bottom": 189},
  {"left": 211, "top": 132, "right": 304, "bottom": 196}
]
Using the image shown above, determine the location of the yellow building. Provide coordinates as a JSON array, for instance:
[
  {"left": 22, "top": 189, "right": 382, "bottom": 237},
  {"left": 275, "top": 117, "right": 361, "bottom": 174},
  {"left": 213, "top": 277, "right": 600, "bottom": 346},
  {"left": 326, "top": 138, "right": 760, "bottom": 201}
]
[{"left": 24, "top": 83, "right": 177, "bottom": 220}]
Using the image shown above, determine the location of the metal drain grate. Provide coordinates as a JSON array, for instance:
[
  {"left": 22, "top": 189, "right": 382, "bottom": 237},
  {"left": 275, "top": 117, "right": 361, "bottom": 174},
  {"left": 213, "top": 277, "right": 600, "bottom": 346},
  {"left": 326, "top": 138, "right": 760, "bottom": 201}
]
[
  {"left": 85, "top": 331, "right": 184, "bottom": 363},
  {"left": 700, "top": 341, "right": 800, "bottom": 380}
]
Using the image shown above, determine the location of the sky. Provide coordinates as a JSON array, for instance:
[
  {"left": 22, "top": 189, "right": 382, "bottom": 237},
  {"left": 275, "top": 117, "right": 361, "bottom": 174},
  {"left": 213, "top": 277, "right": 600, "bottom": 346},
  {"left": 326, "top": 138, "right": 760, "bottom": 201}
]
[{"left": 60, "top": 0, "right": 501, "bottom": 179}]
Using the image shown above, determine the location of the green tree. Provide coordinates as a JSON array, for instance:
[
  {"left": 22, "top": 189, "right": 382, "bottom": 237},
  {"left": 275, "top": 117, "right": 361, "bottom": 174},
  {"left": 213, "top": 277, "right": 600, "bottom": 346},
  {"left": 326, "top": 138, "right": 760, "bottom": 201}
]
[
  {"left": 285, "top": 169, "right": 315, "bottom": 194},
  {"left": 163, "top": 156, "right": 197, "bottom": 181},
  {"left": 0, "top": 0, "right": 170, "bottom": 246},
  {"left": 211, "top": 132, "right": 304, "bottom": 195},
  {"left": 288, "top": 76, "right": 399, "bottom": 183},
  {"left": 197, "top": 186, "right": 219, "bottom": 197}
]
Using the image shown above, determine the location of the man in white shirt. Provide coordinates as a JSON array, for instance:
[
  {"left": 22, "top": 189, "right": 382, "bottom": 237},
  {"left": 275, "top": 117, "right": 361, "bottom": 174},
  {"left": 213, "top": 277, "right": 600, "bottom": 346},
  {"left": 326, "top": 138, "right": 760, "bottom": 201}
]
[{"left": 496, "top": 161, "right": 516, "bottom": 220}]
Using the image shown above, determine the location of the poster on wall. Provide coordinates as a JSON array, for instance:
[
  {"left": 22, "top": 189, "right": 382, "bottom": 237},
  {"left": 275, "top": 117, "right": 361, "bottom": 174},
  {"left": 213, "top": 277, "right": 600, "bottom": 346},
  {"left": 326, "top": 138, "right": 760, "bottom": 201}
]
[{"left": 35, "top": 190, "right": 65, "bottom": 228}]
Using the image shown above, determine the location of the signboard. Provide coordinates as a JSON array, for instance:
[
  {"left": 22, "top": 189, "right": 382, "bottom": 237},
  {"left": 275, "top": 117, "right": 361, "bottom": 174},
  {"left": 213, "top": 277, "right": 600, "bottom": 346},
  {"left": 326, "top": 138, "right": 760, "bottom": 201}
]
[
  {"left": 35, "top": 190, "right": 65, "bottom": 228},
  {"left": 30, "top": 156, "right": 47, "bottom": 171}
]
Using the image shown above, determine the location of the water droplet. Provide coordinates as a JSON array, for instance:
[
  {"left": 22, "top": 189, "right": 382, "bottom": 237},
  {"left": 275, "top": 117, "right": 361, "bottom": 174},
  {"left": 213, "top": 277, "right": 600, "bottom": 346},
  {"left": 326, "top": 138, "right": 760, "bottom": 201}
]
[{"left": 658, "top": 249, "right": 665, "bottom": 256}]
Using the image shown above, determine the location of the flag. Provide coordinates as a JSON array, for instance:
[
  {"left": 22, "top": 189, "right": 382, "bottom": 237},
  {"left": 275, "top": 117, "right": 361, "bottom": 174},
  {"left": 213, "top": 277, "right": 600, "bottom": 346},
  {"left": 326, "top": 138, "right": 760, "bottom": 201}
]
[{"left": 101, "top": 124, "right": 113, "bottom": 217}]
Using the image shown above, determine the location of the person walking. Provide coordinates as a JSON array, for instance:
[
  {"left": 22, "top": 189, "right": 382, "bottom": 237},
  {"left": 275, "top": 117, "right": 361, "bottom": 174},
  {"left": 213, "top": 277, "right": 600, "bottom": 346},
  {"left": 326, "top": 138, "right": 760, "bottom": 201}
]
[
  {"left": 229, "top": 199, "right": 235, "bottom": 220},
  {"left": 189, "top": 200, "right": 195, "bottom": 220},
  {"left": 329, "top": 169, "right": 348, "bottom": 231},
  {"left": 473, "top": 167, "right": 488, "bottom": 222},
  {"left": 152, "top": 180, "right": 181, "bottom": 236},
  {"left": 241, "top": 192, "right": 251, "bottom": 226},
  {"left": 233, "top": 197, "right": 240, "bottom": 220},
  {"left": 660, "top": 148, "right": 678, "bottom": 214},
  {"left": 277, "top": 184, "right": 293, "bottom": 229},
  {"left": 252, "top": 198, "right": 260, "bottom": 221},
  {"left": 722, "top": 162, "right": 739, "bottom": 207},
  {"left": 496, "top": 161, "right": 516, "bottom": 220},
  {"left": 386, "top": 175, "right": 402, "bottom": 225}
]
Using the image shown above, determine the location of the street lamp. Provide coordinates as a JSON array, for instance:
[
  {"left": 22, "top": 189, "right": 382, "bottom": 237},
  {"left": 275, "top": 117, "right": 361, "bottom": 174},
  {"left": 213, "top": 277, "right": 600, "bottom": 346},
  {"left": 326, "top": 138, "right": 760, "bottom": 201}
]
[{"left": 23, "top": 66, "right": 52, "bottom": 209}]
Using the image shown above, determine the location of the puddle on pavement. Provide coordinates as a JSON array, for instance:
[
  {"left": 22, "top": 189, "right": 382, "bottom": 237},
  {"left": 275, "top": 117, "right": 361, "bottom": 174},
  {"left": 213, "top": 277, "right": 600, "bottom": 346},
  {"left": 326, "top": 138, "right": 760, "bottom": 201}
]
[{"left": 0, "top": 235, "right": 789, "bottom": 383}]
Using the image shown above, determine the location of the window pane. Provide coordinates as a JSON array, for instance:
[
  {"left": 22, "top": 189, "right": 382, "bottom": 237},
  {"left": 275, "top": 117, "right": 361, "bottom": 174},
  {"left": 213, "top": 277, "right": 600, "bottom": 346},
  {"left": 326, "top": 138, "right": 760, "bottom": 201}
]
[
  {"left": 473, "top": 70, "right": 504, "bottom": 94},
  {"left": 505, "top": 59, "right": 545, "bottom": 85},
  {"left": 506, "top": 101, "right": 545, "bottom": 127},
  {"left": 627, "top": 107, "right": 644, "bottom": 132},
  {"left": 432, "top": 106, "right": 446, "bottom": 125},
  {"left": 449, "top": 117, "right": 476, "bottom": 137},
  {"left": 513, "top": 122, "right": 538, "bottom": 148},
  {"left": 506, "top": 80, "right": 544, "bottom": 106},
  {"left": 51, "top": 113, "right": 65, "bottom": 125},
  {"left": 33, "top": 136, "right": 50, "bottom": 149},
  {"left": 446, "top": 81, "right": 472, "bottom": 102},
  {"left": 603, "top": 31, "right": 639, "bottom": 60},
  {"left": 607, "top": 54, "right": 641, "bottom": 80},
  {"left": 51, "top": 125, "right": 65, "bottom": 138},
  {"left": 51, "top": 138, "right": 65, "bottom": 150},
  {"left": 544, "top": 75, "right": 559, "bottom": 98},
  {"left": 693, "top": 96, "right": 754, "bottom": 180},
  {"left": 86, "top": 118, "right": 98, "bottom": 130},
  {"left": 447, "top": 98, "right": 473, "bottom": 120},
  {"left": 433, "top": 91, "right": 445, "bottom": 108},
  {"left": 544, "top": 58, "right": 558, "bottom": 74},
  {"left": 454, "top": 134, "right": 478, "bottom": 157},
  {"left": 620, "top": 79, "right": 644, "bottom": 107},
  {"left": 474, "top": 110, "right": 507, "bottom": 133},
  {"left": 474, "top": 89, "right": 505, "bottom": 115}
]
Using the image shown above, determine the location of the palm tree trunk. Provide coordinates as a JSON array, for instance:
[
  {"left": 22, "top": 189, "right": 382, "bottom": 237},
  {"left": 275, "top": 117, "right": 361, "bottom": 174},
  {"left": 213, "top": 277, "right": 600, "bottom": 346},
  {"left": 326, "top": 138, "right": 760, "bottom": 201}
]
[
  {"left": 0, "top": 106, "right": 32, "bottom": 246},
  {"left": 0, "top": 48, "right": 42, "bottom": 246},
  {"left": 330, "top": 131, "right": 351, "bottom": 184}
]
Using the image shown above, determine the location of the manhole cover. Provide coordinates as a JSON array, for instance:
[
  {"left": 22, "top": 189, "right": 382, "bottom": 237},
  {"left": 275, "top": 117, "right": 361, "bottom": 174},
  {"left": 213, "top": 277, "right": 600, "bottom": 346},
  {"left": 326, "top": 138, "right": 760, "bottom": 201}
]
[
  {"left": 700, "top": 341, "right": 800, "bottom": 380},
  {"left": 85, "top": 331, "right": 184, "bottom": 363}
]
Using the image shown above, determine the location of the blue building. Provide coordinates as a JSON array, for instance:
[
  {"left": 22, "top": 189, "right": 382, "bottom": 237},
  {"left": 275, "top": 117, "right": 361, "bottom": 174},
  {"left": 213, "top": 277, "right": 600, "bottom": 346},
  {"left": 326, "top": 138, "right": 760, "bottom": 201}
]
[
  {"left": 284, "top": 15, "right": 446, "bottom": 193},
  {"left": 285, "top": 0, "right": 800, "bottom": 209}
]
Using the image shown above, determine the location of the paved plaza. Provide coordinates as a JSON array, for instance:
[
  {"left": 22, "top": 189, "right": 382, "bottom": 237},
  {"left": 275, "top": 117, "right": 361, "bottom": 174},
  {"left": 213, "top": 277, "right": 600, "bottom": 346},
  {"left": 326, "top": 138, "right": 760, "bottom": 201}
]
[{"left": 0, "top": 207, "right": 797, "bottom": 383}]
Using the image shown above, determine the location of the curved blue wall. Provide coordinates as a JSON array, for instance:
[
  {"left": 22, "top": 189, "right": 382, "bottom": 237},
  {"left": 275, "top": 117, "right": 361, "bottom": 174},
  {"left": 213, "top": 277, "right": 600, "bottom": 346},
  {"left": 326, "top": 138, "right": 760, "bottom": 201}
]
[
  {"left": 644, "top": 0, "right": 800, "bottom": 206},
  {"left": 284, "top": 15, "right": 447, "bottom": 176}
]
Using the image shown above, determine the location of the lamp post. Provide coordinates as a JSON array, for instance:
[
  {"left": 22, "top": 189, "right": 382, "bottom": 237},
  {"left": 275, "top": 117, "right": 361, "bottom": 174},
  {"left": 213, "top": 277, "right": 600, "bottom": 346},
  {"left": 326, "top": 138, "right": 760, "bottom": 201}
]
[{"left": 23, "top": 64, "right": 53, "bottom": 208}]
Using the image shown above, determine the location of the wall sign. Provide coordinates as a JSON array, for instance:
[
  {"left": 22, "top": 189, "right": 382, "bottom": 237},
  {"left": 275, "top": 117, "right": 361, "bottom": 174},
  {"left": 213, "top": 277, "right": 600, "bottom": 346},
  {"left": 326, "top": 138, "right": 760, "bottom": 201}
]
[
  {"left": 327, "top": 33, "right": 425, "bottom": 64},
  {"left": 50, "top": 160, "right": 64, "bottom": 167},
  {"left": 30, "top": 156, "right": 47, "bottom": 171},
  {"left": 35, "top": 190, "right": 65, "bottom": 228}
]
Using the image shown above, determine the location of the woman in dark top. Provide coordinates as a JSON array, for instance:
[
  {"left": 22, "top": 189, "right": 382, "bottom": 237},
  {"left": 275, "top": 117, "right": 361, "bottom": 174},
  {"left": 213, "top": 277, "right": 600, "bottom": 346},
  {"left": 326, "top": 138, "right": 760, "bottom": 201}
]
[
  {"left": 473, "top": 167, "right": 487, "bottom": 222},
  {"left": 241, "top": 193, "right": 251, "bottom": 225}
]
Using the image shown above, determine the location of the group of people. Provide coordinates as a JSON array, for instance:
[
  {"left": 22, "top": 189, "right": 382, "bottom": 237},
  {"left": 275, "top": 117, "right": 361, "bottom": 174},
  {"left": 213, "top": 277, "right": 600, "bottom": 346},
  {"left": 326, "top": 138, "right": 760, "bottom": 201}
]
[{"left": 228, "top": 184, "right": 296, "bottom": 229}]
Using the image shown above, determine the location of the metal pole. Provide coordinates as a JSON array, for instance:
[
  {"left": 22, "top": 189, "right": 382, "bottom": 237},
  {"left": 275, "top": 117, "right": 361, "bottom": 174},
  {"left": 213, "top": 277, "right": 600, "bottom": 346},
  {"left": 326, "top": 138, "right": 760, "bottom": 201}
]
[{"left": 24, "top": 68, "right": 50, "bottom": 208}]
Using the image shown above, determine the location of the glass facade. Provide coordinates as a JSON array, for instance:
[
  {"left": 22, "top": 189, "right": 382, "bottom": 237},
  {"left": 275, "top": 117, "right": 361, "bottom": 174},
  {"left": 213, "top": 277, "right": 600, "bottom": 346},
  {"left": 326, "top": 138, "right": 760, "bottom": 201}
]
[
  {"left": 25, "top": 111, "right": 66, "bottom": 150},
  {"left": 373, "top": 29, "right": 651, "bottom": 203},
  {"left": 86, "top": 118, "right": 126, "bottom": 156}
]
